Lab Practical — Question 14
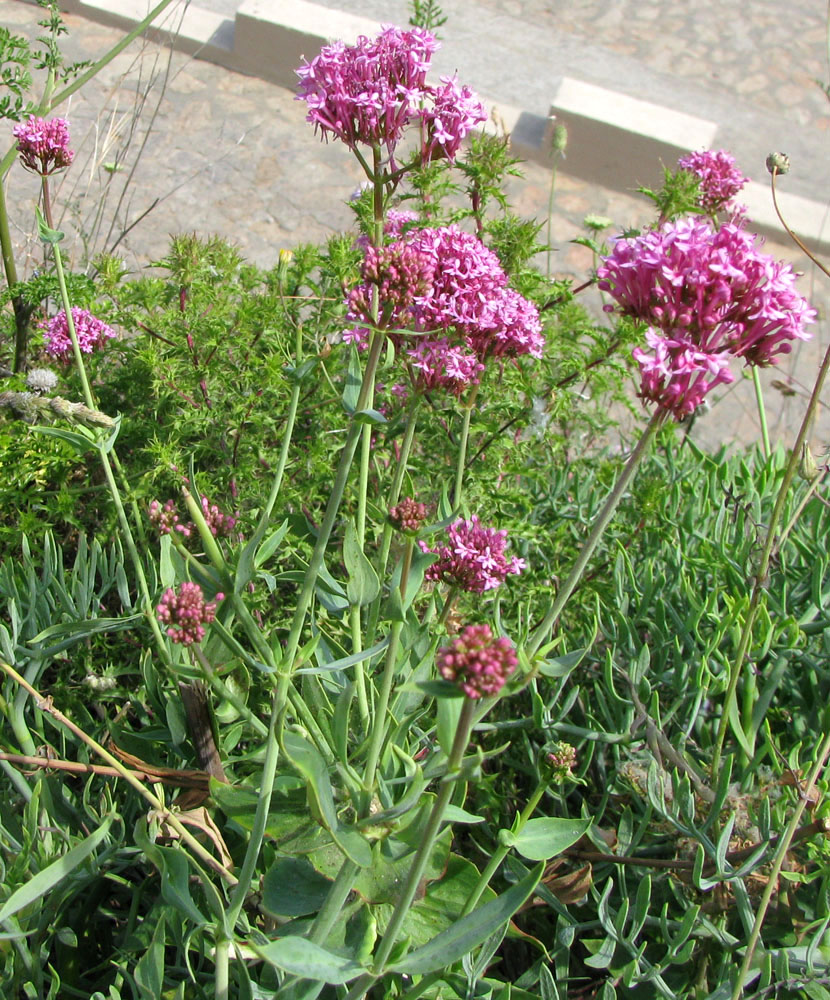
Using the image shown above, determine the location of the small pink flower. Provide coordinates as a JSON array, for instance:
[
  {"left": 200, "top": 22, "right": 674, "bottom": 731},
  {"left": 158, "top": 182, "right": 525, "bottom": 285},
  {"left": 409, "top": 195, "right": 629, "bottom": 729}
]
[
  {"left": 678, "top": 149, "right": 748, "bottom": 214},
  {"left": 437, "top": 623, "right": 517, "bottom": 699},
  {"left": 149, "top": 499, "right": 192, "bottom": 538},
  {"left": 13, "top": 115, "right": 74, "bottom": 175},
  {"left": 421, "top": 515, "right": 525, "bottom": 593},
  {"left": 156, "top": 582, "right": 223, "bottom": 646},
  {"left": 41, "top": 307, "right": 115, "bottom": 359},
  {"left": 407, "top": 337, "right": 485, "bottom": 395},
  {"left": 199, "top": 495, "right": 239, "bottom": 538}
]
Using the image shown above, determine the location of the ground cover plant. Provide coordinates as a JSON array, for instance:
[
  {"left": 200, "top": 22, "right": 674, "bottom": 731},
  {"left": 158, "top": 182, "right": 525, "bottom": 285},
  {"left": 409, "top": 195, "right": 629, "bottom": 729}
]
[{"left": 1, "top": 3, "right": 830, "bottom": 999}]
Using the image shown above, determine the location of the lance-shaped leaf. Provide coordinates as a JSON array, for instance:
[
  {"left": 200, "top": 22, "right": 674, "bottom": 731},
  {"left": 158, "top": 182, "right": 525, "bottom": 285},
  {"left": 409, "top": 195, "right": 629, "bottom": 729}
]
[{"left": 387, "top": 862, "right": 544, "bottom": 975}]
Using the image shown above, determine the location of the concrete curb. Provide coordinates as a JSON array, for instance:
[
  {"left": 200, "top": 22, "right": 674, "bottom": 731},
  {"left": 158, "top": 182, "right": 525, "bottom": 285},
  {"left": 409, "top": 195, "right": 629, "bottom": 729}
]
[{"left": 39, "top": 0, "right": 830, "bottom": 250}]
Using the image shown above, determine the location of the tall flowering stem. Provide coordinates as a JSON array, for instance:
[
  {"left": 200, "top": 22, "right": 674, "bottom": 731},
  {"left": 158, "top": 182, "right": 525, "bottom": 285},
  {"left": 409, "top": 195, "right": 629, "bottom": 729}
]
[
  {"left": 527, "top": 411, "right": 665, "bottom": 658},
  {"left": 711, "top": 166, "right": 830, "bottom": 782},
  {"left": 453, "top": 382, "right": 480, "bottom": 507},
  {"left": 345, "top": 697, "right": 478, "bottom": 1000},
  {"left": 43, "top": 202, "right": 172, "bottom": 666}
]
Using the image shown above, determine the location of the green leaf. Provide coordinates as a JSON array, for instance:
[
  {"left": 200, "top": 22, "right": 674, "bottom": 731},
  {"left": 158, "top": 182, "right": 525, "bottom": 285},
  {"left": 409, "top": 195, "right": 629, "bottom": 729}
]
[
  {"left": 537, "top": 648, "right": 589, "bottom": 678},
  {"left": 352, "top": 408, "right": 387, "bottom": 425},
  {"left": 436, "top": 693, "right": 463, "bottom": 757},
  {"left": 252, "top": 936, "right": 368, "bottom": 984},
  {"left": 342, "top": 346, "right": 361, "bottom": 413},
  {"left": 0, "top": 814, "right": 114, "bottom": 922},
  {"left": 388, "top": 862, "right": 544, "bottom": 975},
  {"left": 32, "top": 424, "right": 96, "bottom": 455},
  {"left": 282, "top": 731, "right": 372, "bottom": 867},
  {"left": 511, "top": 817, "right": 593, "bottom": 861},
  {"left": 133, "top": 821, "right": 208, "bottom": 926},
  {"left": 343, "top": 520, "right": 380, "bottom": 607},
  {"left": 134, "top": 915, "right": 166, "bottom": 1000},
  {"left": 262, "top": 858, "right": 334, "bottom": 918},
  {"left": 36, "top": 205, "right": 64, "bottom": 244},
  {"left": 30, "top": 614, "right": 143, "bottom": 651}
]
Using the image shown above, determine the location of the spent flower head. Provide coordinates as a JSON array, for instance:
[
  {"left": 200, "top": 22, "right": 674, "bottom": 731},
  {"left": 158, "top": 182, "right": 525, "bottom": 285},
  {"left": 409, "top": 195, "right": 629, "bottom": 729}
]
[
  {"left": 677, "top": 149, "right": 748, "bottom": 214},
  {"left": 421, "top": 515, "right": 525, "bottom": 593},
  {"left": 13, "top": 115, "right": 74, "bottom": 175},
  {"left": 25, "top": 368, "right": 58, "bottom": 395},
  {"left": 41, "top": 307, "right": 115, "bottom": 359},
  {"left": 156, "top": 582, "right": 223, "bottom": 646},
  {"left": 437, "top": 623, "right": 517, "bottom": 699}
]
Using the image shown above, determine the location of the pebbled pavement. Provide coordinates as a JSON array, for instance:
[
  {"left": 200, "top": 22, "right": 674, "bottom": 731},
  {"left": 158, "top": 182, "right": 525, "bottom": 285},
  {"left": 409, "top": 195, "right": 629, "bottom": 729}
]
[{"left": 3, "top": 0, "right": 830, "bottom": 449}]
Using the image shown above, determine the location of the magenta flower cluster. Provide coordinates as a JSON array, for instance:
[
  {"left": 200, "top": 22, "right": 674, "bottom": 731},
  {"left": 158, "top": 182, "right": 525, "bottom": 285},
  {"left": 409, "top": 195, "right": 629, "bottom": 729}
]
[
  {"left": 296, "top": 26, "right": 485, "bottom": 165},
  {"left": 597, "top": 218, "right": 815, "bottom": 419},
  {"left": 437, "top": 624, "right": 517, "bottom": 699},
  {"left": 149, "top": 495, "right": 238, "bottom": 539},
  {"left": 156, "top": 582, "right": 223, "bottom": 646},
  {"left": 149, "top": 499, "right": 192, "bottom": 537},
  {"left": 13, "top": 115, "right": 74, "bottom": 175},
  {"left": 347, "top": 241, "right": 436, "bottom": 332},
  {"left": 421, "top": 515, "right": 525, "bottom": 593},
  {"left": 677, "top": 149, "right": 748, "bottom": 214},
  {"left": 406, "top": 226, "right": 544, "bottom": 360},
  {"left": 41, "top": 307, "right": 115, "bottom": 359},
  {"left": 345, "top": 224, "right": 543, "bottom": 394}
]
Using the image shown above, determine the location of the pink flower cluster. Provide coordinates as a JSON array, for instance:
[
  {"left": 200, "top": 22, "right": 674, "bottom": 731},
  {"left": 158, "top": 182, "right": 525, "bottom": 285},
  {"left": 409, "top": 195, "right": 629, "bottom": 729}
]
[
  {"left": 296, "top": 26, "right": 485, "bottom": 165},
  {"left": 597, "top": 218, "right": 815, "bottom": 419},
  {"left": 345, "top": 225, "right": 544, "bottom": 394},
  {"left": 389, "top": 496, "right": 427, "bottom": 532},
  {"left": 347, "top": 241, "right": 435, "bottom": 331},
  {"left": 408, "top": 337, "right": 484, "bottom": 396},
  {"left": 156, "top": 582, "right": 223, "bottom": 646},
  {"left": 149, "top": 499, "right": 192, "bottom": 537},
  {"left": 677, "top": 149, "right": 748, "bottom": 214},
  {"left": 41, "top": 307, "right": 115, "bottom": 359},
  {"left": 421, "top": 515, "right": 525, "bottom": 593},
  {"left": 437, "top": 624, "right": 517, "bottom": 699},
  {"left": 199, "top": 495, "right": 239, "bottom": 538},
  {"left": 149, "top": 495, "right": 238, "bottom": 539},
  {"left": 13, "top": 115, "right": 74, "bottom": 175}
]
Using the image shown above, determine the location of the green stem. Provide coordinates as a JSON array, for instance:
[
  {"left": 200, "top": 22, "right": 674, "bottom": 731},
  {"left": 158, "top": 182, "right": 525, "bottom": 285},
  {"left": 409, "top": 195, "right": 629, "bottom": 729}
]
[
  {"left": 347, "top": 698, "right": 477, "bottom": 999},
  {"left": 729, "top": 721, "right": 830, "bottom": 999},
  {"left": 751, "top": 367, "right": 771, "bottom": 459},
  {"left": 527, "top": 411, "right": 664, "bottom": 658},
  {"left": 361, "top": 619, "right": 405, "bottom": 794},
  {"left": 351, "top": 605, "right": 371, "bottom": 733},
  {"left": 279, "top": 321, "right": 385, "bottom": 676},
  {"left": 50, "top": 221, "right": 171, "bottom": 664},
  {"left": 401, "top": 774, "right": 551, "bottom": 1000},
  {"left": 0, "top": 174, "right": 30, "bottom": 372},
  {"left": 711, "top": 329, "right": 830, "bottom": 780},
  {"left": 224, "top": 676, "right": 289, "bottom": 929},
  {"left": 546, "top": 159, "right": 558, "bottom": 281},
  {"left": 256, "top": 322, "right": 304, "bottom": 528},
  {"left": 367, "top": 396, "right": 421, "bottom": 637},
  {"left": 191, "top": 644, "right": 267, "bottom": 738},
  {"left": 463, "top": 777, "right": 548, "bottom": 916},
  {"left": 215, "top": 937, "right": 229, "bottom": 1000},
  {"left": 453, "top": 383, "right": 480, "bottom": 508}
]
